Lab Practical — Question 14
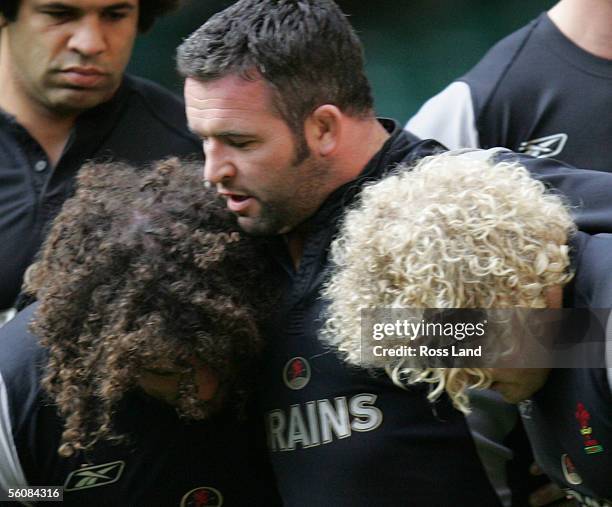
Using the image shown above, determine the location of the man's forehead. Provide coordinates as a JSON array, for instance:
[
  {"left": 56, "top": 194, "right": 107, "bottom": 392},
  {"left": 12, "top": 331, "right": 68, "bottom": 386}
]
[
  {"left": 27, "top": 0, "right": 138, "bottom": 10},
  {"left": 184, "top": 76, "right": 282, "bottom": 129},
  {"left": 185, "top": 76, "right": 276, "bottom": 114}
]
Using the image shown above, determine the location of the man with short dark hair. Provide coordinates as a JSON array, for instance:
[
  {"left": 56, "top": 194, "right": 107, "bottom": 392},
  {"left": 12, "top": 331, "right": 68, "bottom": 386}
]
[
  {"left": 177, "top": 0, "right": 387, "bottom": 238},
  {"left": 0, "top": 0, "right": 201, "bottom": 323},
  {"left": 177, "top": 1, "right": 612, "bottom": 505}
]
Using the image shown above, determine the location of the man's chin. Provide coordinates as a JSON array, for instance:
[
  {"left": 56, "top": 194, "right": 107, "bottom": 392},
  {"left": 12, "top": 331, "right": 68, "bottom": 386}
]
[
  {"left": 45, "top": 86, "right": 117, "bottom": 115},
  {"left": 496, "top": 386, "right": 532, "bottom": 404},
  {"left": 501, "top": 393, "right": 522, "bottom": 404}
]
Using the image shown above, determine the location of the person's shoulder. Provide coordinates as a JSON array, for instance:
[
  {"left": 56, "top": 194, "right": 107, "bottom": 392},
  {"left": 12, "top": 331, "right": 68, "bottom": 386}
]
[
  {"left": 388, "top": 122, "right": 448, "bottom": 162},
  {"left": 462, "top": 15, "right": 543, "bottom": 86},
  {"left": 120, "top": 75, "right": 199, "bottom": 146},
  {"left": 572, "top": 232, "right": 612, "bottom": 307},
  {"left": 0, "top": 303, "right": 46, "bottom": 380},
  {"left": 0, "top": 304, "right": 44, "bottom": 371},
  {"left": 406, "top": 16, "right": 544, "bottom": 149},
  {"left": 372, "top": 122, "right": 449, "bottom": 174},
  {"left": 458, "top": 14, "right": 544, "bottom": 122},
  {"left": 0, "top": 304, "right": 47, "bottom": 430},
  {"left": 576, "top": 232, "right": 612, "bottom": 268}
]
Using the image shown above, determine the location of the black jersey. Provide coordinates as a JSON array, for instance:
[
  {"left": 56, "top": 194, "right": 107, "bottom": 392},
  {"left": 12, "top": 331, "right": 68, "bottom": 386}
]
[
  {"left": 521, "top": 233, "right": 612, "bottom": 507},
  {"left": 406, "top": 13, "right": 612, "bottom": 172},
  {"left": 520, "top": 368, "right": 612, "bottom": 507},
  {"left": 0, "top": 305, "right": 280, "bottom": 506},
  {"left": 258, "top": 120, "right": 612, "bottom": 506},
  {"left": 259, "top": 127, "right": 502, "bottom": 507},
  {"left": 406, "top": 16, "right": 612, "bottom": 502}
]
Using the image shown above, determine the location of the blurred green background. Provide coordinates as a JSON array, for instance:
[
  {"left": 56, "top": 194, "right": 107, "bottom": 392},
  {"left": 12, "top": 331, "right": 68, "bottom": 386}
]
[{"left": 128, "top": 0, "right": 555, "bottom": 123}]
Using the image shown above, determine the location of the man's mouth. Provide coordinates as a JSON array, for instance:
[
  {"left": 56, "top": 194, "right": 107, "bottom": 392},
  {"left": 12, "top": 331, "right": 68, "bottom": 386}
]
[
  {"left": 220, "top": 192, "right": 255, "bottom": 213},
  {"left": 59, "top": 67, "right": 108, "bottom": 88}
]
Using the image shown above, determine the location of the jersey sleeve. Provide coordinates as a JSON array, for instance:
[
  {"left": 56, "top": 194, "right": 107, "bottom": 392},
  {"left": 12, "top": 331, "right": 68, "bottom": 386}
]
[
  {"left": 405, "top": 81, "right": 480, "bottom": 149},
  {"left": 492, "top": 151, "right": 612, "bottom": 234},
  {"left": 0, "top": 372, "right": 29, "bottom": 497}
]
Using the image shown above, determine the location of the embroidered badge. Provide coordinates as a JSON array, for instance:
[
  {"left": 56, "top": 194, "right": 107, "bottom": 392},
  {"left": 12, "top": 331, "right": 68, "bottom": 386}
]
[
  {"left": 575, "top": 402, "right": 604, "bottom": 454},
  {"left": 283, "top": 357, "right": 311, "bottom": 390},
  {"left": 181, "top": 486, "right": 223, "bottom": 507}
]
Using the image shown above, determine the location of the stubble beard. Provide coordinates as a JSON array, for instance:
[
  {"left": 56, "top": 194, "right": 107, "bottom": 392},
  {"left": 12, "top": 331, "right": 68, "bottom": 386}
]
[
  {"left": 241, "top": 157, "right": 331, "bottom": 237},
  {"left": 237, "top": 199, "right": 297, "bottom": 236},
  {"left": 42, "top": 74, "right": 120, "bottom": 116}
]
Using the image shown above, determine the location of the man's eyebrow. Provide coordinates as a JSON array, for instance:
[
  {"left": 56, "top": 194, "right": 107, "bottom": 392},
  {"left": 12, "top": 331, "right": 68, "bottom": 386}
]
[
  {"left": 218, "top": 132, "right": 254, "bottom": 139},
  {"left": 35, "top": 2, "right": 79, "bottom": 10},
  {"left": 103, "top": 2, "right": 136, "bottom": 10},
  {"left": 192, "top": 130, "right": 255, "bottom": 139},
  {"left": 35, "top": 1, "right": 135, "bottom": 11}
]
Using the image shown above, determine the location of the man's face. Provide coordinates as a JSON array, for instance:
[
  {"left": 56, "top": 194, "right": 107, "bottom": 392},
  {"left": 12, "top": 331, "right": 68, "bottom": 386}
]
[
  {"left": 485, "top": 286, "right": 561, "bottom": 403},
  {"left": 185, "top": 74, "right": 331, "bottom": 236},
  {"left": 487, "top": 368, "right": 551, "bottom": 403},
  {"left": 138, "top": 360, "right": 219, "bottom": 407},
  {"left": 2, "top": 0, "right": 138, "bottom": 115}
]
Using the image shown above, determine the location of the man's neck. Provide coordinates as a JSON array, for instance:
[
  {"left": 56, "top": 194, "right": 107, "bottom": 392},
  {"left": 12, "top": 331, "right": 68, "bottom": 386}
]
[
  {"left": 549, "top": 0, "right": 612, "bottom": 60},
  {"left": 0, "top": 43, "right": 76, "bottom": 166},
  {"left": 7, "top": 103, "right": 74, "bottom": 166}
]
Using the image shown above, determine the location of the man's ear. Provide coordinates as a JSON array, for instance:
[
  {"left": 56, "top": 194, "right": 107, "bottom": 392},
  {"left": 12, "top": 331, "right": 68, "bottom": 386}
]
[
  {"left": 0, "top": 14, "right": 7, "bottom": 28},
  {"left": 304, "top": 105, "right": 343, "bottom": 157}
]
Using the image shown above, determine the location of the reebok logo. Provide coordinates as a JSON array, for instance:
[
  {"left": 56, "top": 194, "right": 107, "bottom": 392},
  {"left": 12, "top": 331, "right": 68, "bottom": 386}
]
[
  {"left": 64, "top": 461, "right": 125, "bottom": 491},
  {"left": 518, "top": 133, "right": 567, "bottom": 158}
]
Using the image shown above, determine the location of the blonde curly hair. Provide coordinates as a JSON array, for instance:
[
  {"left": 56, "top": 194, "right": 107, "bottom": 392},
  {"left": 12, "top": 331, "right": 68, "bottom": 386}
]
[{"left": 321, "top": 153, "right": 575, "bottom": 412}]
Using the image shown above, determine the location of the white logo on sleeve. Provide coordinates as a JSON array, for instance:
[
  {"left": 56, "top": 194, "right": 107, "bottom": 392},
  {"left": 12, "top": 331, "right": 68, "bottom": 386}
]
[
  {"left": 561, "top": 454, "right": 583, "bottom": 486},
  {"left": 64, "top": 461, "right": 125, "bottom": 491},
  {"left": 518, "top": 133, "right": 568, "bottom": 158}
]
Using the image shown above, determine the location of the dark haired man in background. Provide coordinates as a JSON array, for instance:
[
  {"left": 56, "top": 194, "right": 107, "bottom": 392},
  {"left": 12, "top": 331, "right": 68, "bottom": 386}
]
[
  {"left": 177, "top": 0, "right": 612, "bottom": 505},
  {"left": 0, "top": 0, "right": 201, "bottom": 324}
]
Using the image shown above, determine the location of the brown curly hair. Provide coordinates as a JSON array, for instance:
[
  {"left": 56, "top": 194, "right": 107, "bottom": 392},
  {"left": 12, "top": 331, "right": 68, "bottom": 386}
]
[
  {"left": 0, "top": 0, "right": 180, "bottom": 32},
  {"left": 26, "top": 158, "right": 279, "bottom": 457}
]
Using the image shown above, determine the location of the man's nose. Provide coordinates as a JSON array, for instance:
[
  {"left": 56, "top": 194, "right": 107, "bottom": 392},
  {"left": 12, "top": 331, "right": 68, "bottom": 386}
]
[
  {"left": 67, "top": 16, "right": 107, "bottom": 56},
  {"left": 203, "top": 142, "right": 237, "bottom": 185}
]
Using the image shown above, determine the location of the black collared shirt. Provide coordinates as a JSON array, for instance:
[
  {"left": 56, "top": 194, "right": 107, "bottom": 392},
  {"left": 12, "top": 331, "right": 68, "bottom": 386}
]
[{"left": 0, "top": 75, "right": 201, "bottom": 310}]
